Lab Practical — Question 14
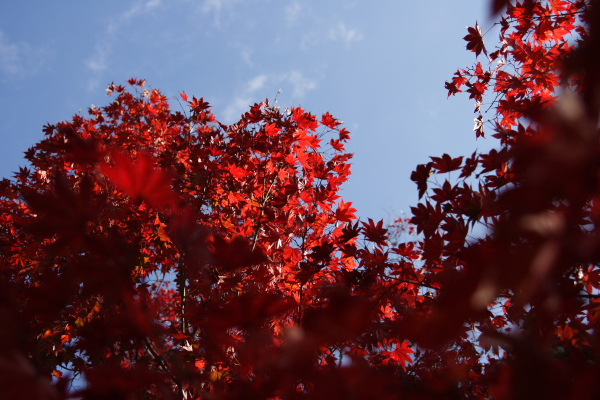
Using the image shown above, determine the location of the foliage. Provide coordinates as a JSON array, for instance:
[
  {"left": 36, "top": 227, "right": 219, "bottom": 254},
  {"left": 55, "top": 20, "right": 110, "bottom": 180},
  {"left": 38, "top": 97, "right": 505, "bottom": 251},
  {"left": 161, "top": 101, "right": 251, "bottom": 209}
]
[
  {"left": 0, "top": 79, "right": 427, "bottom": 399},
  {"left": 411, "top": 0, "right": 600, "bottom": 398},
  {"left": 1, "top": 0, "right": 600, "bottom": 399}
]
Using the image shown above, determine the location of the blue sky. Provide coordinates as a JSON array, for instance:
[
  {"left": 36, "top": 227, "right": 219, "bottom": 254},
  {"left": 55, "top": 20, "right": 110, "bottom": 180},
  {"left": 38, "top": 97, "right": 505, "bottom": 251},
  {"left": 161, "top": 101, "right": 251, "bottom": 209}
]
[{"left": 0, "top": 0, "right": 498, "bottom": 222}]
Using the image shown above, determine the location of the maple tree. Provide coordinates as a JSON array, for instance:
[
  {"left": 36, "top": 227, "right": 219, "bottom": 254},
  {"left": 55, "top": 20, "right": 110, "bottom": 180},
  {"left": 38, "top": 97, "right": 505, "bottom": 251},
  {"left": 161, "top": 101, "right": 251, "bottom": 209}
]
[
  {"left": 1, "top": 0, "right": 600, "bottom": 398},
  {"left": 410, "top": 0, "right": 600, "bottom": 398},
  {"left": 0, "top": 79, "right": 425, "bottom": 399}
]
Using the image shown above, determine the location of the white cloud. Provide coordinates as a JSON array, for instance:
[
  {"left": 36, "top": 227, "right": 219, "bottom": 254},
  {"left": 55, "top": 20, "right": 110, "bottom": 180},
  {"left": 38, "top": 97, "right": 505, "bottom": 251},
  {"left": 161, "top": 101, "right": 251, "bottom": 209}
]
[
  {"left": 223, "top": 72, "right": 317, "bottom": 123},
  {"left": 247, "top": 75, "right": 268, "bottom": 92},
  {"left": 122, "top": 0, "right": 163, "bottom": 21},
  {"left": 329, "top": 21, "right": 364, "bottom": 45},
  {"left": 224, "top": 74, "right": 268, "bottom": 122},
  {"left": 85, "top": 42, "right": 111, "bottom": 74},
  {"left": 146, "top": 0, "right": 162, "bottom": 9},
  {"left": 240, "top": 47, "right": 253, "bottom": 67},
  {"left": 202, "top": 0, "right": 225, "bottom": 13},
  {"left": 224, "top": 96, "right": 255, "bottom": 123},
  {"left": 0, "top": 30, "right": 49, "bottom": 79},
  {"left": 85, "top": 38, "right": 115, "bottom": 91},
  {"left": 84, "top": 0, "right": 164, "bottom": 90},
  {"left": 0, "top": 31, "right": 20, "bottom": 76},
  {"left": 299, "top": 21, "right": 363, "bottom": 51},
  {"left": 201, "top": 0, "right": 240, "bottom": 26},
  {"left": 286, "top": 71, "right": 317, "bottom": 98},
  {"left": 285, "top": 2, "right": 302, "bottom": 25},
  {"left": 343, "top": 0, "right": 359, "bottom": 10}
]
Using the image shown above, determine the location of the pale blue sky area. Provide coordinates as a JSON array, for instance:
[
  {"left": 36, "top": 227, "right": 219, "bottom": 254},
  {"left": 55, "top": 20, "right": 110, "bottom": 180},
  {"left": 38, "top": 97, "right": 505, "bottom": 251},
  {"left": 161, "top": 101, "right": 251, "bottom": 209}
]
[{"left": 0, "top": 0, "right": 498, "bottom": 221}]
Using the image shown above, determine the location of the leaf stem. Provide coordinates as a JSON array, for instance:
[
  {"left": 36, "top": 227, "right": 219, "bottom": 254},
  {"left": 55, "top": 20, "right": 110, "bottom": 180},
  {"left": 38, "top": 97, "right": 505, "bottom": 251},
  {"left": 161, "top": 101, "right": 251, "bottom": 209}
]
[
  {"left": 178, "top": 262, "right": 189, "bottom": 335},
  {"left": 143, "top": 337, "right": 183, "bottom": 396}
]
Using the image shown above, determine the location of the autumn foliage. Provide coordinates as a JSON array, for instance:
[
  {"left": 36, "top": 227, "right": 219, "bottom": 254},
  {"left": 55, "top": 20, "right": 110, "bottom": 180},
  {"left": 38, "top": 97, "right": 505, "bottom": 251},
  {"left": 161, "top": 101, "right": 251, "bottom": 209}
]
[{"left": 1, "top": 0, "right": 600, "bottom": 398}]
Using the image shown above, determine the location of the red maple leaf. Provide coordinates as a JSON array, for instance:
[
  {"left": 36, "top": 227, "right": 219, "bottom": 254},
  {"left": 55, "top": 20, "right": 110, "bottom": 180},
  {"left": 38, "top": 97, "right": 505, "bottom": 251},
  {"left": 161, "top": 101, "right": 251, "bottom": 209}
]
[
  {"left": 361, "top": 218, "right": 388, "bottom": 246},
  {"left": 210, "top": 234, "right": 268, "bottom": 272},
  {"left": 100, "top": 150, "right": 179, "bottom": 212},
  {"left": 430, "top": 153, "right": 463, "bottom": 173},
  {"left": 334, "top": 200, "right": 357, "bottom": 223},
  {"left": 410, "top": 162, "right": 433, "bottom": 199},
  {"left": 321, "top": 112, "right": 341, "bottom": 129},
  {"left": 389, "top": 341, "right": 414, "bottom": 369},
  {"left": 293, "top": 107, "right": 319, "bottom": 131},
  {"left": 464, "top": 21, "right": 488, "bottom": 58}
]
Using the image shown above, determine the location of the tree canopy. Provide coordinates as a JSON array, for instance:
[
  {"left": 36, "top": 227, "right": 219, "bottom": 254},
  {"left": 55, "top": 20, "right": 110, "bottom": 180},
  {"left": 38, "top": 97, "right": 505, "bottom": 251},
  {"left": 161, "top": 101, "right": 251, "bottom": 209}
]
[{"left": 1, "top": 1, "right": 600, "bottom": 399}]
